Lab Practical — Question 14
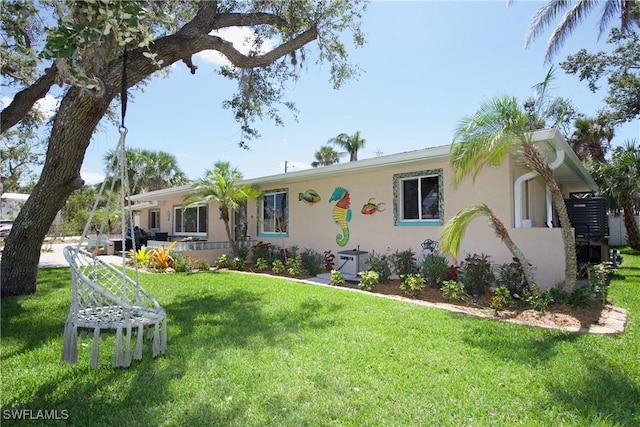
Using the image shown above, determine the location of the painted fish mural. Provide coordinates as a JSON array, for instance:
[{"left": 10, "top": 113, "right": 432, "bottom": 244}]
[
  {"left": 329, "top": 187, "right": 352, "bottom": 246},
  {"left": 298, "top": 189, "right": 321, "bottom": 205},
  {"left": 361, "top": 198, "right": 386, "bottom": 215}
]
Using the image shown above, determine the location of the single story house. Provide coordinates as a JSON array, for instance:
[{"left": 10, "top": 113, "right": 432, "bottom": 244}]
[{"left": 128, "top": 128, "right": 599, "bottom": 289}]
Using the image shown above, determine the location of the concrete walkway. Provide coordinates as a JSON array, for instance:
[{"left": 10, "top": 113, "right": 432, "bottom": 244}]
[{"left": 0, "top": 242, "right": 127, "bottom": 269}]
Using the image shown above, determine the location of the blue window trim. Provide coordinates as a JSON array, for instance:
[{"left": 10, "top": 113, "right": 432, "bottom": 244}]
[
  {"left": 257, "top": 188, "right": 289, "bottom": 238},
  {"left": 393, "top": 169, "right": 444, "bottom": 226}
]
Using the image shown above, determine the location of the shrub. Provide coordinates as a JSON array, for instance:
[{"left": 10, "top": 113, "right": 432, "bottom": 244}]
[
  {"left": 197, "top": 259, "right": 210, "bottom": 271},
  {"left": 441, "top": 280, "right": 468, "bottom": 301},
  {"left": 286, "top": 256, "right": 304, "bottom": 277},
  {"left": 232, "top": 257, "right": 246, "bottom": 270},
  {"left": 389, "top": 249, "right": 417, "bottom": 277},
  {"left": 368, "top": 250, "right": 392, "bottom": 282},
  {"left": 568, "top": 286, "right": 591, "bottom": 309},
  {"left": 458, "top": 253, "right": 495, "bottom": 297},
  {"left": 399, "top": 273, "right": 424, "bottom": 298},
  {"left": 489, "top": 285, "right": 513, "bottom": 314},
  {"left": 215, "top": 254, "right": 230, "bottom": 269},
  {"left": 301, "top": 248, "right": 322, "bottom": 276},
  {"left": 173, "top": 254, "right": 193, "bottom": 273},
  {"left": 496, "top": 259, "right": 529, "bottom": 296},
  {"left": 357, "top": 270, "right": 379, "bottom": 291},
  {"left": 252, "top": 242, "right": 273, "bottom": 264},
  {"left": 237, "top": 247, "right": 249, "bottom": 262},
  {"left": 272, "top": 259, "right": 286, "bottom": 274},
  {"left": 150, "top": 241, "right": 177, "bottom": 270},
  {"left": 421, "top": 253, "right": 450, "bottom": 287},
  {"left": 523, "top": 284, "right": 553, "bottom": 312},
  {"left": 329, "top": 269, "right": 345, "bottom": 286},
  {"left": 255, "top": 257, "right": 270, "bottom": 271},
  {"left": 129, "top": 246, "right": 153, "bottom": 267}
]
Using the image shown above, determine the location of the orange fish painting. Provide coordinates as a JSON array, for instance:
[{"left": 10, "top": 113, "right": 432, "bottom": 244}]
[{"left": 361, "top": 198, "right": 386, "bottom": 215}]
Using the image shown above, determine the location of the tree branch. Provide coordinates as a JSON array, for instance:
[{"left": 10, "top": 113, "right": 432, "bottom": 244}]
[{"left": 1, "top": 64, "right": 57, "bottom": 134}]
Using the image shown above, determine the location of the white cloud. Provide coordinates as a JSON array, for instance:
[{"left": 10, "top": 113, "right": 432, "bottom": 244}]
[
  {"left": 195, "top": 27, "right": 275, "bottom": 66},
  {"left": 81, "top": 171, "right": 105, "bottom": 185},
  {"left": 35, "top": 95, "right": 60, "bottom": 119}
]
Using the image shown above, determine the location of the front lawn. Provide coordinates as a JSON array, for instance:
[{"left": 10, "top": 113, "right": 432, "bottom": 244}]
[{"left": 1, "top": 249, "right": 639, "bottom": 426}]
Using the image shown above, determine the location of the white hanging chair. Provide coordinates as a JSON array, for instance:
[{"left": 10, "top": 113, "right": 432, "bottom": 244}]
[{"left": 62, "top": 127, "right": 167, "bottom": 368}]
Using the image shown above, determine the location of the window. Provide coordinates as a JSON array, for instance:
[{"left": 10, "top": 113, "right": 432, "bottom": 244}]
[
  {"left": 173, "top": 204, "right": 207, "bottom": 236},
  {"left": 260, "top": 190, "right": 288, "bottom": 235},
  {"left": 393, "top": 169, "right": 443, "bottom": 225},
  {"left": 149, "top": 209, "right": 160, "bottom": 230}
]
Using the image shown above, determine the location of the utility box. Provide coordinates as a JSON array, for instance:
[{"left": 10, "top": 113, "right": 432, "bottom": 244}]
[{"left": 337, "top": 249, "right": 369, "bottom": 281}]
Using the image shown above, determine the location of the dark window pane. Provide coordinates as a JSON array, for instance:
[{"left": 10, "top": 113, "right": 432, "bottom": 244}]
[
  {"left": 402, "top": 179, "right": 419, "bottom": 220},
  {"left": 198, "top": 206, "right": 207, "bottom": 232},
  {"left": 174, "top": 209, "right": 182, "bottom": 232},
  {"left": 184, "top": 208, "right": 197, "bottom": 232},
  {"left": 421, "top": 177, "right": 439, "bottom": 219}
]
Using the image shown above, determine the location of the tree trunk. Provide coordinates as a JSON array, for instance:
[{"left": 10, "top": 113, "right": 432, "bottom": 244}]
[
  {"left": 524, "top": 144, "right": 577, "bottom": 292},
  {"left": 621, "top": 194, "right": 640, "bottom": 250},
  {"left": 221, "top": 209, "right": 239, "bottom": 257},
  {"left": 488, "top": 212, "right": 536, "bottom": 288}
]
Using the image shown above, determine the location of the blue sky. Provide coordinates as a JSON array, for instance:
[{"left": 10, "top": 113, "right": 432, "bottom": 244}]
[{"left": 50, "top": 1, "right": 640, "bottom": 183}]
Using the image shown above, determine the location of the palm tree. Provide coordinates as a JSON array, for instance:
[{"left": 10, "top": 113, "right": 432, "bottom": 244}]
[
  {"left": 517, "top": 0, "right": 640, "bottom": 63},
  {"left": 569, "top": 117, "right": 614, "bottom": 162},
  {"left": 329, "top": 131, "right": 366, "bottom": 161},
  {"left": 138, "top": 150, "right": 190, "bottom": 192},
  {"left": 450, "top": 70, "right": 580, "bottom": 291},
  {"left": 311, "top": 145, "right": 341, "bottom": 167},
  {"left": 591, "top": 140, "right": 640, "bottom": 250},
  {"left": 183, "top": 161, "right": 261, "bottom": 257},
  {"left": 441, "top": 203, "right": 536, "bottom": 288}
]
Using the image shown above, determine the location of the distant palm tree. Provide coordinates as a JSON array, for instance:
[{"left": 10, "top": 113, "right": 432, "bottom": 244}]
[
  {"left": 183, "top": 161, "right": 261, "bottom": 256},
  {"left": 329, "top": 131, "right": 366, "bottom": 161},
  {"left": 516, "top": 0, "right": 640, "bottom": 63},
  {"left": 450, "top": 69, "right": 580, "bottom": 291},
  {"left": 591, "top": 140, "right": 640, "bottom": 250},
  {"left": 311, "top": 145, "right": 341, "bottom": 167},
  {"left": 569, "top": 117, "right": 614, "bottom": 162},
  {"left": 103, "top": 148, "right": 188, "bottom": 194},
  {"left": 441, "top": 203, "right": 536, "bottom": 287},
  {"left": 138, "top": 150, "right": 190, "bottom": 192}
]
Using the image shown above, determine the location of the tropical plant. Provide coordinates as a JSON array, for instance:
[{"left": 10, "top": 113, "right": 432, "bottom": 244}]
[
  {"left": 271, "top": 259, "right": 286, "bottom": 275},
  {"left": 329, "top": 269, "right": 345, "bottom": 286},
  {"left": 184, "top": 161, "right": 262, "bottom": 257},
  {"left": 286, "top": 256, "right": 304, "bottom": 277},
  {"left": 489, "top": 285, "right": 513, "bottom": 314},
  {"left": 420, "top": 252, "right": 452, "bottom": 288},
  {"left": 328, "top": 131, "right": 366, "bottom": 162},
  {"left": 232, "top": 257, "right": 246, "bottom": 270},
  {"left": 300, "top": 249, "right": 323, "bottom": 277},
  {"left": 1, "top": 0, "right": 366, "bottom": 296},
  {"left": 129, "top": 246, "right": 153, "bottom": 267},
  {"left": 388, "top": 249, "right": 417, "bottom": 277},
  {"left": 150, "top": 241, "right": 177, "bottom": 270},
  {"left": 311, "top": 145, "right": 341, "bottom": 167},
  {"left": 357, "top": 270, "right": 379, "bottom": 291},
  {"left": 450, "top": 69, "right": 579, "bottom": 291},
  {"left": 496, "top": 259, "right": 530, "bottom": 297},
  {"left": 368, "top": 251, "right": 392, "bottom": 283},
  {"left": 215, "top": 254, "right": 230, "bottom": 269},
  {"left": 569, "top": 117, "right": 614, "bottom": 162},
  {"left": 457, "top": 253, "right": 495, "bottom": 300},
  {"left": 440, "top": 203, "right": 536, "bottom": 288},
  {"left": 591, "top": 140, "right": 640, "bottom": 250},
  {"left": 441, "top": 280, "right": 468, "bottom": 302},
  {"left": 399, "top": 273, "right": 424, "bottom": 298},
  {"left": 255, "top": 258, "right": 270, "bottom": 271},
  {"left": 514, "top": 0, "right": 640, "bottom": 63}
]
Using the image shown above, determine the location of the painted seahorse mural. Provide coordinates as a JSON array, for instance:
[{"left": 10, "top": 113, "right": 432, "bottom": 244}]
[{"left": 329, "top": 187, "right": 352, "bottom": 246}]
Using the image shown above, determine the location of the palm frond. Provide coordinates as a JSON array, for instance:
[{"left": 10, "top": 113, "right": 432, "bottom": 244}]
[{"left": 440, "top": 203, "right": 491, "bottom": 259}]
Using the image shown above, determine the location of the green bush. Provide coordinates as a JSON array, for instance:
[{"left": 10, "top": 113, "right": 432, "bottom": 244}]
[
  {"left": 458, "top": 253, "right": 495, "bottom": 297},
  {"left": 441, "top": 280, "right": 468, "bottom": 302},
  {"left": 197, "top": 259, "right": 210, "bottom": 271},
  {"left": 421, "top": 253, "right": 450, "bottom": 288},
  {"left": 368, "top": 250, "right": 392, "bottom": 283},
  {"left": 329, "top": 269, "right": 345, "bottom": 286},
  {"left": 272, "top": 259, "right": 286, "bottom": 274},
  {"left": 255, "top": 257, "right": 270, "bottom": 271},
  {"left": 523, "top": 284, "right": 553, "bottom": 312},
  {"left": 496, "top": 260, "right": 529, "bottom": 296},
  {"left": 286, "top": 256, "right": 304, "bottom": 277},
  {"left": 215, "top": 253, "right": 230, "bottom": 269},
  {"left": 399, "top": 273, "right": 424, "bottom": 298},
  {"left": 300, "top": 248, "right": 322, "bottom": 276},
  {"left": 489, "top": 285, "right": 513, "bottom": 313},
  {"left": 173, "top": 254, "right": 192, "bottom": 273},
  {"left": 232, "top": 257, "right": 246, "bottom": 270},
  {"left": 389, "top": 249, "right": 417, "bottom": 277},
  {"left": 357, "top": 270, "right": 379, "bottom": 291}
]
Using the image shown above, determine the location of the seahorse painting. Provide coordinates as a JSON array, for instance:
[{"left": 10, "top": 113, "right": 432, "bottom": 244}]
[{"left": 329, "top": 187, "right": 352, "bottom": 246}]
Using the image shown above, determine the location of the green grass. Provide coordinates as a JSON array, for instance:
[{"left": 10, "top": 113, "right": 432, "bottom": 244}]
[{"left": 2, "top": 249, "right": 639, "bottom": 426}]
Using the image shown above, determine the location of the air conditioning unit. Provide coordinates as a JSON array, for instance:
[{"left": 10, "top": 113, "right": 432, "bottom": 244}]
[{"left": 337, "top": 249, "right": 369, "bottom": 281}]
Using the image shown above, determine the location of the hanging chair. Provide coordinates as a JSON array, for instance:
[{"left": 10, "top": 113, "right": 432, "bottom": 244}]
[{"left": 62, "top": 56, "right": 167, "bottom": 368}]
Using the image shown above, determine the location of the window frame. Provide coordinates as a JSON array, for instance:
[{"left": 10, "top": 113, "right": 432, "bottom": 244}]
[
  {"left": 393, "top": 169, "right": 444, "bottom": 226},
  {"left": 173, "top": 203, "right": 208, "bottom": 237},
  {"left": 149, "top": 209, "right": 161, "bottom": 231},
  {"left": 258, "top": 188, "right": 289, "bottom": 237}
]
